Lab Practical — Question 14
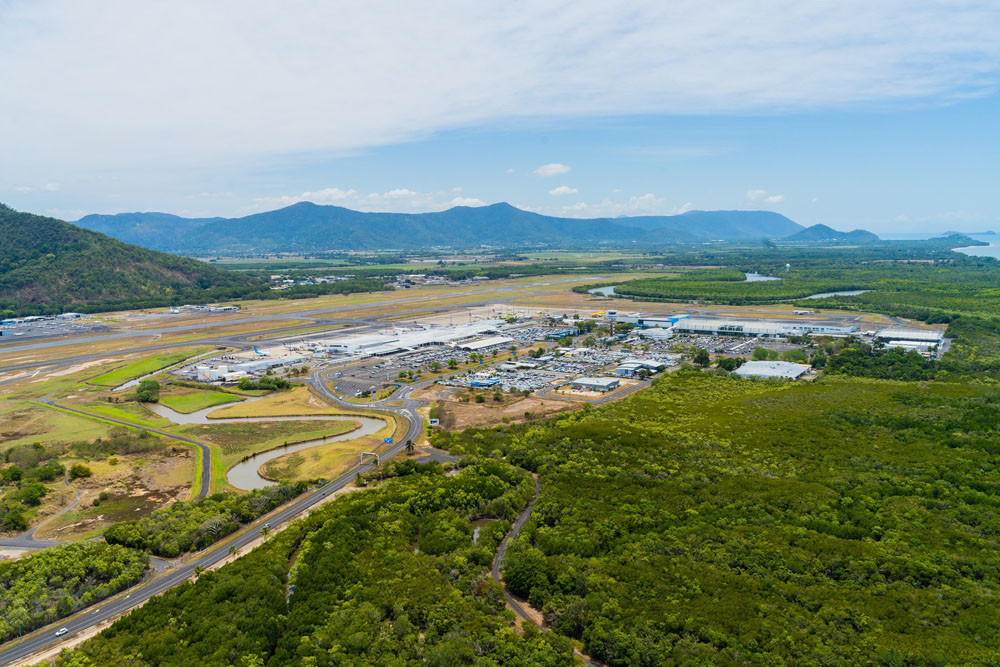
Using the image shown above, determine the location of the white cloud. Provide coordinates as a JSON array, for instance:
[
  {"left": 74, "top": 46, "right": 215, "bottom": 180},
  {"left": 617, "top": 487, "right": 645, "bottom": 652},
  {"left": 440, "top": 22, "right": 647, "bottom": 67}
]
[
  {"left": 548, "top": 185, "right": 578, "bottom": 196},
  {"left": 553, "top": 193, "right": 693, "bottom": 218},
  {"left": 12, "top": 182, "right": 59, "bottom": 193},
  {"left": 1, "top": 1, "right": 998, "bottom": 181},
  {"left": 449, "top": 196, "right": 486, "bottom": 207},
  {"left": 746, "top": 188, "right": 784, "bottom": 204},
  {"left": 252, "top": 187, "right": 486, "bottom": 214},
  {"left": 533, "top": 163, "right": 571, "bottom": 178}
]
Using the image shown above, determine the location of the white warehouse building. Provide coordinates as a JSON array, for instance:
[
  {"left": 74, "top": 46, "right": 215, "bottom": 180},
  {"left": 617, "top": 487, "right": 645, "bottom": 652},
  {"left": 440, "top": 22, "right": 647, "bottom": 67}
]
[
  {"left": 671, "top": 318, "right": 787, "bottom": 338},
  {"left": 874, "top": 328, "right": 944, "bottom": 344},
  {"left": 733, "top": 361, "right": 812, "bottom": 380}
]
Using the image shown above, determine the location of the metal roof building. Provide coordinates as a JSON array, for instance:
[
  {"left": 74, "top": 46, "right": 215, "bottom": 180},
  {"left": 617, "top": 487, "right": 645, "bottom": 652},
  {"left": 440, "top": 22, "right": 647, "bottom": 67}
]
[
  {"left": 733, "top": 361, "right": 812, "bottom": 380},
  {"left": 571, "top": 377, "right": 620, "bottom": 392},
  {"left": 458, "top": 335, "right": 514, "bottom": 351},
  {"left": 672, "top": 318, "right": 786, "bottom": 338},
  {"left": 875, "top": 328, "right": 944, "bottom": 343}
]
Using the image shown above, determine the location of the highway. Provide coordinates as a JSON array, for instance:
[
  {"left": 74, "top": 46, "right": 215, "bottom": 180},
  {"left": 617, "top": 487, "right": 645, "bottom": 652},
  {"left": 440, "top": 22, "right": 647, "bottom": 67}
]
[{"left": 0, "top": 377, "right": 427, "bottom": 666}]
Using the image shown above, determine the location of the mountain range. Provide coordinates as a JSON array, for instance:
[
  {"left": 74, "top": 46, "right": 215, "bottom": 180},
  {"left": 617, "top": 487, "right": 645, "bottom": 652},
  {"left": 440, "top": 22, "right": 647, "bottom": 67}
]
[{"left": 74, "top": 202, "right": 807, "bottom": 253}]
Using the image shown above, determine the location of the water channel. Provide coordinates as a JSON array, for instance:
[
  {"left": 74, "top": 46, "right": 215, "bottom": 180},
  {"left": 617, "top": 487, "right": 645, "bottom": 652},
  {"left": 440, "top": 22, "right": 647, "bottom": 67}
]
[
  {"left": 804, "top": 289, "right": 870, "bottom": 299},
  {"left": 147, "top": 398, "right": 386, "bottom": 491}
]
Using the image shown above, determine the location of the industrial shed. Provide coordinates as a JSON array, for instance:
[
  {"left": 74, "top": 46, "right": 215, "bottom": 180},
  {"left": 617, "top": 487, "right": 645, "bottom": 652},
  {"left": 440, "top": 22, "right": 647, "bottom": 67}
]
[
  {"left": 732, "top": 361, "right": 811, "bottom": 380},
  {"left": 571, "top": 377, "right": 620, "bottom": 392}
]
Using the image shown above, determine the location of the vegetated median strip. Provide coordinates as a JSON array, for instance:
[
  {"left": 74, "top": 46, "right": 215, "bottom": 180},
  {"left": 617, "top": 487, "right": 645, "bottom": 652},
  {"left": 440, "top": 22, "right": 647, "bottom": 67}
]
[{"left": 86, "top": 347, "right": 215, "bottom": 388}]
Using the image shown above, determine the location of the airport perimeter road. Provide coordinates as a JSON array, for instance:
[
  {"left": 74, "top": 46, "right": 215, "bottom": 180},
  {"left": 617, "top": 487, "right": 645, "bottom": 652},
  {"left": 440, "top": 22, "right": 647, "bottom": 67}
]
[
  {"left": 0, "top": 382, "right": 430, "bottom": 667},
  {"left": 37, "top": 399, "right": 214, "bottom": 500}
]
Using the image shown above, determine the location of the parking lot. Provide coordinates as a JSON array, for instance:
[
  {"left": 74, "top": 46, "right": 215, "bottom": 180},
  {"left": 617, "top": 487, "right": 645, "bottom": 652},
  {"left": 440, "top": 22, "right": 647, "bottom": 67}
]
[{"left": 0, "top": 317, "right": 110, "bottom": 342}]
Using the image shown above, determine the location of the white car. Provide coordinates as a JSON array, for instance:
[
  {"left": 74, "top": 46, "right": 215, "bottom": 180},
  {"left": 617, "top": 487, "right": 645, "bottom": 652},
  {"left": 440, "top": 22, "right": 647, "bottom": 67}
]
[{"left": 55, "top": 628, "right": 68, "bottom": 637}]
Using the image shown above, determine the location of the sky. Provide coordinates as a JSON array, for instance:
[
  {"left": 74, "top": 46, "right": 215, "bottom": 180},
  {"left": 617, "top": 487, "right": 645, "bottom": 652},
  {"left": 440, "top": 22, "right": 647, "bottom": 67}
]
[{"left": 1, "top": 1, "right": 998, "bottom": 233}]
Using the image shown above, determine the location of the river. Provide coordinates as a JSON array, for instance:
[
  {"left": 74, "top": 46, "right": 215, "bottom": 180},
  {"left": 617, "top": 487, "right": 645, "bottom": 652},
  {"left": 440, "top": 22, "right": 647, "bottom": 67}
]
[{"left": 804, "top": 289, "right": 870, "bottom": 299}]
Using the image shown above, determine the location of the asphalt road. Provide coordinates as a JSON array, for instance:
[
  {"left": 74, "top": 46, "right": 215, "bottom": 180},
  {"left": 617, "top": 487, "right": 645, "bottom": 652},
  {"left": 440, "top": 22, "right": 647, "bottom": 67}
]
[{"left": 0, "top": 373, "right": 429, "bottom": 666}]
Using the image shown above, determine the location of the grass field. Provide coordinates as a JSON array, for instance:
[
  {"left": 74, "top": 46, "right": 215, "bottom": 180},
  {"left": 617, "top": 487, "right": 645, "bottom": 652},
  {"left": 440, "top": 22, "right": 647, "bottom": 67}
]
[
  {"left": 158, "top": 386, "right": 242, "bottom": 413},
  {"left": 87, "top": 348, "right": 213, "bottom": 387},
  {"left": 207, "top": 386, "right": 350, "bottom": 418},
  {"left": 74, "top": 400, "right": 174, "bottom": 429},
  {"left": 259, "top": 419, "right": 394, "bottom": 483},
  {"left": 0, "top": 401, "right": 112, "bottom": 450}
]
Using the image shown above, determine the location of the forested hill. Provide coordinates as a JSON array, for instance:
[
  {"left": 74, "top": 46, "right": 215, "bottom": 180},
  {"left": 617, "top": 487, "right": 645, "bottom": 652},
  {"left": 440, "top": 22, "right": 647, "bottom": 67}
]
[
  {"left": 782, "top": 223, "right": 880, "bottom": 244},
  {"left": 0, "top": 204, "right": 254, "bottom": 316},
  {"left": 74, "top": 202, "right": 804, "bottom": 252}
]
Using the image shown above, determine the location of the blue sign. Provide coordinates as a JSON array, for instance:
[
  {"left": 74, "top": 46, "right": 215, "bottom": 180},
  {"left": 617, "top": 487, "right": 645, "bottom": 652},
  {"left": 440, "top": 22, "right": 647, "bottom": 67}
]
[
  {"left": 384, "top": 437, "right": 393, "bottom": 444},
  {"left": 429, "top": 418, "right": 440, "bottom": 426}
]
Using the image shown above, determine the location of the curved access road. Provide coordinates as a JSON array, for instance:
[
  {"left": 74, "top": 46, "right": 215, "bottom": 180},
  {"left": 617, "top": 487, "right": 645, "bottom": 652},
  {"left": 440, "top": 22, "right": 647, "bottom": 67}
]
[{"left": 0, "top": 374, "right": 430, "bottom": 667}]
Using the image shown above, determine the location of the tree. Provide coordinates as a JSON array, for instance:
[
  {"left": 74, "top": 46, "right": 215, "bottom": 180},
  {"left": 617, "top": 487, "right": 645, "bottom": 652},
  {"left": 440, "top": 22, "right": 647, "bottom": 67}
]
[
  {"left": 69, "top": 463, "right": 92, "bottom": 480},
  {"left": 693, "top": 349, "right": 711, "bottom": 366},
  {"left": 405, "top": 440, "right": 415, "bottom": 455},
  {"left": 447, "top": 358, "right": 459, "bottom": 369},
  {"left": 716, "top": 357, "right": 743, "bottom": 371},
  {"left": 135, "top": 379, "right": 159, "bottom": 403},
  {"left": 429, "top": 361, "right": 442, "bottom": 372},
  {"left": 752, "top": 347, "right": 769, "bottom": 361}
]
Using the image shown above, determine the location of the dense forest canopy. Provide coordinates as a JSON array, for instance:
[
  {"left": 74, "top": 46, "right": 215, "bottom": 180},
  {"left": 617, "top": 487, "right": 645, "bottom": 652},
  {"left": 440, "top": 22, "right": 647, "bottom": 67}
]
[
  {"left": 56, "top": 462, "right": 575, "bottom": 666},
  {"left": 433, "top": 373, "right": 1000, "bottom": 665}
]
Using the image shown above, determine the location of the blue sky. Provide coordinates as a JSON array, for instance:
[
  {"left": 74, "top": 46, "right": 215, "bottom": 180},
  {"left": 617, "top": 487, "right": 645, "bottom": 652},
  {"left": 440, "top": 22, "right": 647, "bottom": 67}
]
[{"left": 1, "top": 1, "right": 998, "bottom": 233}]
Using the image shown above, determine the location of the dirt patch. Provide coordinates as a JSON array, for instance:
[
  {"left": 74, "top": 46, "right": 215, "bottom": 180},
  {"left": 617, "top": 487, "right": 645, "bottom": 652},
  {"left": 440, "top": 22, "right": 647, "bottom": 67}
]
[
  {"left": 0, "top": 547, "right": 34, "bottom": 561},
  {"left": 47, "top": 357, "right": 125, "bottom": 378},
  {"left": 0, "top": 408, "right": 47, "bottom": 442},
  {"left": 34, "top": 453, "right": 192, "bottom": 541},
  {"left": 436, "top": 395, "right": 580, "bottom": 431}
]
